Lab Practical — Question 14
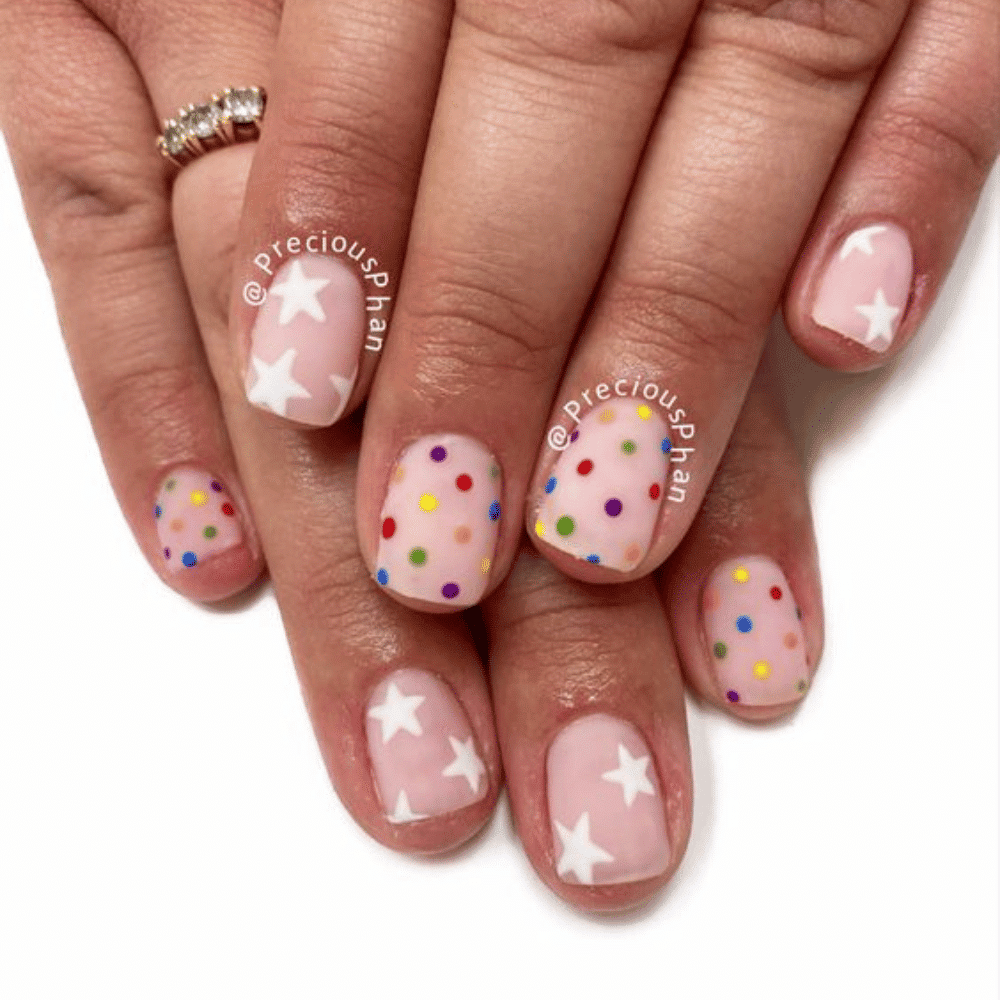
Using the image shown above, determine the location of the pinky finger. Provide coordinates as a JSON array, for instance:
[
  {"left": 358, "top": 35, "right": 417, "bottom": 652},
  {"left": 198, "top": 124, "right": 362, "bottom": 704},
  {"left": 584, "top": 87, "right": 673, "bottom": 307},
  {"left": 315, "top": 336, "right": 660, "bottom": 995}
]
[{"left": 0, "top": 3, "right": 263, "bottom": 601}]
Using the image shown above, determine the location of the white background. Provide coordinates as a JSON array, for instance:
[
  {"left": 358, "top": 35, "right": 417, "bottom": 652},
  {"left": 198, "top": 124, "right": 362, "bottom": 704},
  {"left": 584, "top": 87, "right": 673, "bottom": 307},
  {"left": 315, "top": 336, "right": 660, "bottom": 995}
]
[{"left": 0, "top": 137, "right": 996, "bottom": 998}]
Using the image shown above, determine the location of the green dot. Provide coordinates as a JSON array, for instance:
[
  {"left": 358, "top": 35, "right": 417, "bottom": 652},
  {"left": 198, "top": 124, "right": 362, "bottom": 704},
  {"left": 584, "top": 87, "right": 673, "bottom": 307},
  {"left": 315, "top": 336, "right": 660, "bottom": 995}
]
[
  {"left": 409, "top": 547, "right": 427, "bottom": 566},
  {"left": 556, "top": 516, "right": 575, "bottom": 537},
  {"left": 622, "top": 440, "right": 637, "bottom": 455},
  {"left": 165, "top": 479, "right": 177, "bottom": 491},
  {"left": 203, "top": 525, "right": 217, "bottom": 539},
  {"left": 713, "top": 642, "right": 727, "bottom": 659},
  {"left": 490, "top": 464, "right": 500, "bottom": 479}
]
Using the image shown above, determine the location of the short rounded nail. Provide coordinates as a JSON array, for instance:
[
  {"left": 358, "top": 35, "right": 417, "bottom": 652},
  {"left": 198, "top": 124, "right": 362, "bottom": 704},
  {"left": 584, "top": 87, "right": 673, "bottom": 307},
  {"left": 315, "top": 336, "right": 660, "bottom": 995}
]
[
  {"left": 702, "top": 556, "right": 809, "bottom": 707},
  {"left": 534, "top": 398, "right": 672, "bottom": 571},
  {"left": 811, "top": 222, "right": 913, "bottom": 353},
  {"left": 547, "top": 714, "right": 670, "bottom": 886},
  {"left": 154, "top": 467, "right": 243, "bottom": 572},
  {"left": 374, "top": 434, "right": 502, "bottom": 608},
  {"left": 366, "top": 668, "right": 488, "bottom": 823},
  {"left": 245, "top": 253, "right": 365, "bottom": 425}
]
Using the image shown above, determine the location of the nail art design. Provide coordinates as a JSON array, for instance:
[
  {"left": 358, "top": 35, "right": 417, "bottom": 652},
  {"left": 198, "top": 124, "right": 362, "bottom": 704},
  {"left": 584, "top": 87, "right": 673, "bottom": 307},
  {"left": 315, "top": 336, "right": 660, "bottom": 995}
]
[
  {"left": 534, "top": 399, "right": 670, "bottom": 571},
  {"left": 547, "top": 714, "right": 669, "bottom": 886},
  {"left": 375, "top": 435, "right": 502, "bottom": 608},
  {"left": 245, "top": 254, "right": 365, "bottom": 425},
  {"left": 812, "top": 223, "right": 913, "bottom": 353},
  {"left": 154, "top": 468, "right": 242, "bottom": 571},
  {"left": 702, "top": 557, "right": 809, "bottom": 706},
  {"left": 366, "top": 668, "right": 487, "bottom": 823}
]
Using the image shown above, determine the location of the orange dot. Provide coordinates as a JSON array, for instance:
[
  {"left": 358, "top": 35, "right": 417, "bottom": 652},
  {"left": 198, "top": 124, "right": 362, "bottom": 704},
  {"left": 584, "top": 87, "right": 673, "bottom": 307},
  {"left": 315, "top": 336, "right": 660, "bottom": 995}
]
[
  {"left": 598, "top": 407, "right": 616, "bottom": 424},
  {"left": 783, "top": 631, "right": 799, "bottom": 649},
  {"left": 703, "top": 588, "right": 721, "bottom": 612},
  {"left": 624, "top": 543, "right": 642, "bottom": 563},
  {"left": 454, "top": 525, "right": 472, "bottom": 544},
  {"left": 170, "top": 519, "right": 184, "bottom": 532}
]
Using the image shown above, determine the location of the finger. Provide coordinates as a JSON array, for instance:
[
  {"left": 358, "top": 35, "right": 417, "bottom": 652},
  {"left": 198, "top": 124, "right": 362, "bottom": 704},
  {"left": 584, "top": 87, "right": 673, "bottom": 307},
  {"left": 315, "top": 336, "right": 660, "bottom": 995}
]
[
  {"left": 0, "top": 1, "right": 262, "bottom": 602},
  {"left": 659, "top": 339, "right": 823, "bottom": 721},
  {"left": 231, "top": 0, "right": 455, "bottom": 429},
  {"left": 784, "top": 0, "right": 999, "bottom": 367},
  {"left": 356, "top": 0, "right": 709, "bottom": 611},
  {"left": 528, "top": 0, "right": 912, "bottom": 582},
  {"left": 484, "top": 549, "right": 692, "bottom": 912}
]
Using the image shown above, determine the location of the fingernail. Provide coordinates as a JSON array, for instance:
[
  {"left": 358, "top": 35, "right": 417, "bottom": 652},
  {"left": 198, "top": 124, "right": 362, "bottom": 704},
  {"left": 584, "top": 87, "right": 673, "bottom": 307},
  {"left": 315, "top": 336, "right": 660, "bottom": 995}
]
[
  {"left": 535, "top": 398, "right": 671, "bottom": 571},
  {"left": 547, "top": 714, "right": 670, "bottom": 886},
  {"left": 375, "top": 434, "right": 502, "bottom": 608},
  {"left": 154, "top": 468, "right": 243, "bottom": 572},
  {"left": 702, "top": 556, "right": 809, "bottom": 707},
  {"left": 366, "top": 668, "right": 488, "bottom": 823},
  {"left": 812, "top": 222, "right": 913, "bottom": 353},
  {"left": 245, "top": 253, "right": 365, "bottom": 425}
]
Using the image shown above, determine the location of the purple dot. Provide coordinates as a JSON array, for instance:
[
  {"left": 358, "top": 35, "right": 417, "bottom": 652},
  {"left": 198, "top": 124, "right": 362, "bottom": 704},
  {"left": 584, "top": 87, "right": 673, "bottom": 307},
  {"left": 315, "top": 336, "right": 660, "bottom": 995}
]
[
  {"left": 441, "top": 582, "right": 460, "bottom": 600},
  {"left": 430, "top": 446, "right": 447, "bottom": 462},
  {"left": 210, "top": 480, "right": 223, "bottom": 492},
  {"left": 604, "top": 498, "right": 623, "bottom": 517},
  {"left": 163, "top": 548, "right": 171, "bottom": 560},
  {"left": 570, "top": 430, "right": 579, "bottom": 443},
  {"left": 727, "top": 690, "right": 740, "bottom": 703}
]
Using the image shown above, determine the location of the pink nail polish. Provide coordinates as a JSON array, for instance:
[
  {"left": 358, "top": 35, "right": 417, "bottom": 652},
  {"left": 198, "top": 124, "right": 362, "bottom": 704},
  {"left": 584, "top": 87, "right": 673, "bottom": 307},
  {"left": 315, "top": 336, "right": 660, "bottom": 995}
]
[
  {"left": 154, "top": 468, "right": 243, "bottom": 571},
  {"left": 547, "top": 714, "right": 670, "bottom": 886},
  {"left": 812, "top": 222, "right": 913, "bottom": 353},
  {"left": 375, "top": 435, "right": 502, "bottom": 608},
  {"left": 702, "top": 557, "right": 809, "bottom": 706},
  {"left": 245, "top": 253, "right": 365, "bottom": 425},
  {"left": 534, "top": 399, "right": 671, "bottom": 571},
  {"left": 366, "top": 668, "right": 488, "bottom": 823}
]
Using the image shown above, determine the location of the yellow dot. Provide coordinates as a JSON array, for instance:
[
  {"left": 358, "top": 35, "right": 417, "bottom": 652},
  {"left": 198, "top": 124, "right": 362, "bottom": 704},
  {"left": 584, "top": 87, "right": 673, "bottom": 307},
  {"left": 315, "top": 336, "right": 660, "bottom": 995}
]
[
  {"left": 481, "top": 557, "right": 491, "bottom": 575},
  {"left": 418, "top": 493, "right": 438, "bottom": 512},
  {"left": 598, "top": 407, "right": 616, "bottom": 424},
  {"left": 733, "top": 566, "right": 750, "bottom": 583},
  {"left": 190, "top": 490, "right": 208, "bottom": 507},
  {"left": 637, "top": 405, "right": 652, "bottom": 420},
  {"left": 535, "top": 520, "right": 545, "bottom": 537},
  {"left": 392, "top": 464, "right": 406, "bottom": 483},
  {"left": 753, "top": 660, "right": 772, "bottom": 680}
]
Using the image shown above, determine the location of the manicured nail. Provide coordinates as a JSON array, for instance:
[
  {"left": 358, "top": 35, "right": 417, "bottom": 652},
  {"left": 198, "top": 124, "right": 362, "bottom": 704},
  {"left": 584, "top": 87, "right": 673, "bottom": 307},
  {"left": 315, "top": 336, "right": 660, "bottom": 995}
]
[
  {"left": 702, "top": 557, "right": 809, "bottom": 706},
  {"left": 245, "top": 253, "right": 365, "bottom": 425},
  {"left": 375, "top": 435, "right": 502, "bottom": 608},
  {"left": 366, "top": 668, "right": 487, "bottom": 823},
  {"left": 547, "top": 714, "right": 669, "bottom": 886},
  {"left": 535, "top": 399, "right": 671, "bottom": 571},
  {"left": 154, "top": 468, "right": 243, "bottom": 572},
  {"left": 812, "top": 222, "right": 913, "bottom": 353}
]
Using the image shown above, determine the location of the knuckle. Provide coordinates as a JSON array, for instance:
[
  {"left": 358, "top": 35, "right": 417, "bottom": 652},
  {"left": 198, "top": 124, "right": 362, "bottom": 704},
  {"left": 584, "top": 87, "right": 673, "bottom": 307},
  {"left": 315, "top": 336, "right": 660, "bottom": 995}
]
[{"left": 282, "top": 549, "right": 377, "bottom": 645}]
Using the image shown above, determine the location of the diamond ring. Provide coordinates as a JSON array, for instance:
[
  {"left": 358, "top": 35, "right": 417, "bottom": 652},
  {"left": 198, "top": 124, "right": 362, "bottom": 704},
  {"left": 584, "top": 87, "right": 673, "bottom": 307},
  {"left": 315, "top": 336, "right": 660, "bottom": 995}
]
[{"left": 157, "top": 87, "right": 266, "bottom": 169}]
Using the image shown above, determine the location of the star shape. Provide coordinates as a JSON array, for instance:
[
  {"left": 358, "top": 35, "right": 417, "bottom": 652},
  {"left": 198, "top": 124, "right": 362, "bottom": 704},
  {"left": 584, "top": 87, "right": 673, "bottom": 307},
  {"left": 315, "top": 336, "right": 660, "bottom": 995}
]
[
  {"left": 328, "top": 366, "right": 358, "bottom": 423},
  {"left": 367, "top": 682, "right": 425, "bottom": 743},
  {"left": 246, "top": 348, "right": 312, "bottom": 417},
  {"left": 441, "top": 735, "right": 486, "bottom": 793},
  {"left": 269, "top": 259, "right": 331, "bottom": 325},
  {"left": 839, "top": 225, "right": 887, "bottom": 260},
  {"left": 554, "top": 812, "right": 614, "bottom": 885},
  {"left": 854, "top": 287, "right": 901, "bottom": 347},
  {"left": 601, "top": 743, "right": 655, "bottom": 807},
  {"left": 387, "top": 790, "right": 427, "bottom": 824}
]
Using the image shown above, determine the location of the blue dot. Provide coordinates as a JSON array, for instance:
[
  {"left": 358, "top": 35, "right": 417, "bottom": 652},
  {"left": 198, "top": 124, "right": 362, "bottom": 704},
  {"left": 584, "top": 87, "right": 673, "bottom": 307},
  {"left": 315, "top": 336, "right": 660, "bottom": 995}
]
[
  {"left": 489, "top": 501, "right": 501, "bottom": 521},
  {"left": 586, "top": 554, "right": 600, "bottom": 564},
  {"left": 736, "top": 615, "right": 753, "bottom": 633},
  {"left": 376, "top": 568, "right": 389, "bottom": 586},
  {"left": 153, "top": 505, "right": 162, "bottom": 519},
  {"left": 545, "top": 477, "right": 557, "bottom": 494},
  {"left": 661, "top": 438, "right": 672, "bottom": 454},
  {"left": 181, "top": 551, "right": 198, "bottom": 568}
]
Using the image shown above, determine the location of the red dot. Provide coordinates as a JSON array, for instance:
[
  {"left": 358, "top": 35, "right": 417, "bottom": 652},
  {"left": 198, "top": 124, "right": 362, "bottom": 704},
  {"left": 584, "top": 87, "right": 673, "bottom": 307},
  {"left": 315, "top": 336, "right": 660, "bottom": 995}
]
[
  {"left": 455, "top": 474, "right": 473, "bottom": 492},
  {"left": 770, "top": 586, "right": 783, "bottom": 600},
  {"left": 382, "top": 517, "right": 396, "bottom": 540},
  {"left": 221, "top": 502, "right": 235, "bottom": 517},
  {"left": 649, "top": 483, "right": 661, "bottom": 500},
  {"left": 577, "top": 459, "right": 594, "bottom": 476}
]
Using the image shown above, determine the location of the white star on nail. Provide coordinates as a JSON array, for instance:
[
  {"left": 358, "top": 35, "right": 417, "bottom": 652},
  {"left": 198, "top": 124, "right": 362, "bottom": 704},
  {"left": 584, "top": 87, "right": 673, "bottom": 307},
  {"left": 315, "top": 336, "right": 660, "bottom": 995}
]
[
  {"left": 839, "top": 225, "right": 887, "bottom": 260},
  {"left": 601, "top": 743, "right": 656, "bottom": 807},
  {"left": 387, "top": 790, "right": 427, "bottom": 824},
  {"left": 441, "top": 735, "right": 486, "bottom": 793},
  {"left": 854, "top": 287, "right": 901, "bottom": 348},
  {"left": 328, "top": 366, "right": 358, "bottom": 423},
  {"left": 270, "top": 259, "right": 331, "bottom": 325},
  {"left": 246, "top": 348, "right": 312, "bottom": 417},
  {"left": 367, "top": 682, "right": 425, "bottom": 744},
  {"left": 554, "top": 812, "right": 615, "bottom": 885}
]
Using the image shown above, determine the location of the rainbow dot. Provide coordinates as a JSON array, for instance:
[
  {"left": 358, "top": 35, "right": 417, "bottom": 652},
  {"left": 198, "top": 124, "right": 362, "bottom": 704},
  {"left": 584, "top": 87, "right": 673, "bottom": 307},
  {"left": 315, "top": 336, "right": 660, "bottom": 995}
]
[
  {"left": 409, "top": 547, "right": 427, "bottom": 566},
  {"left": 419, "top": 494, "right": 439, "bottom": 512},
  {"left": 797, "top": 679, "right": 808, "bottom": 693},
  {"left": 649, "top": 484, "right": 661, "bottom": 500},
  {"left": 170, "top": 519, "right": 184, "bottom": 532},
  {"left": 535, "top": 520, "right": 546, "bottom": 537},
  {"left": 598, "top": 408, "right": 616, "bottom": 424},
  {"left": 392, "top": 464, "right": 406, "bottom": 483},
  {"left": 736, "top": 615, "right": 753, "bottom": 633},
  {"left": 430, "top": 446, "right": 447, "bottom": 462},
  {"left": 727, "top": 690, "right": 740, "bottom": 703},
  {"left": 153, "top": 505, "right": 162, "bottom": 519},
  {"left": 733, "top": 566, "right": 750, "bottom": 583},
  {"left": 784, "top": 631, "right": 799, "bottom": 649},
  {"left": 625, "top": 543, "right": 642, "bottom": 563},
  {"left": 376, "top": 568, "right": 389, "bottom": 586},
  {"left": 456, "top": 474, "right": 473, "bottom": 492},
  {"left": 586, "top": 554, "right": 600, "bottom": 564},
  {"left": 221, "top": 502, "right": 235, "bottom": 517},
  {"left": 181, "top": 551, "right": 197, "bottom": 568},
  {"left": 190, "top": 490, "right": 208, "bottom": 506},
  {"left": 545, "top": 476, "right": 557, "bottom": 494},
  {"left": 165, "top": 479, "right": 176, "bottom": 491},
  {"left": 556, "top": 516, "right": 575, "bottom": 537},
  {"left": 203, "top": 526, "right": 217, "bottom": 539},
  {"left": 454, "top": 526, "right": 472, "bottom": 544},
  {"left": 570, "top": 430, "right": 579, "bottom": 443},
  {"left": 637, "top": 405, "right": 652, "bottom": 420},
  {"left": 441, "top": 582, "right": 460, "bottom": 600},
  {"left": 488, "top": 501, "right": 501, "bottom": 521},
  {"left": 382, "top": 517, "right": 396, "bottom": 540},
  {"left": 163, "top": 548, "right": 171, "bottom": 560},
  {"left": 210, "top": 481, "right": 222, "bottom": 492},
  {"left": 753, "top": 660, "right": 772, "bottom": 680},
  {"left": 796, "top": 607, "right": 802, "bottom": 620},
  {"left": 770, "top": 586, "right": 782, "bottom": 600},
  {"left": 622, "top": 440, "right": 637, "bottom": 455},
  {"left": 661, "top": 438, "right": 671, "bottom": 454},
  {"left": 481, "top": 558, "right": 491, "bottom": 575},
  {"left": 605, "top": 498, "right": 623, "bottom": 517},
  {"left": 490, "top": 464, "right": 501, "bottom": 479},
  {"left": 577, "top": 459, "right": 594, "bottom": 476},
  {"left": 713, "top": 642, "right": 727, "bottom": 659}
]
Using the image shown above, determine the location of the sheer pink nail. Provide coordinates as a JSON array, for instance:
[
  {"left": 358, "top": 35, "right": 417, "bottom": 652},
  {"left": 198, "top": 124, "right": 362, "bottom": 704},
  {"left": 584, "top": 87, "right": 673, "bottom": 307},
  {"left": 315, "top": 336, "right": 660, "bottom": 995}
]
[{"left": 154, "top": 468, "right": 243, "bottom": 571}]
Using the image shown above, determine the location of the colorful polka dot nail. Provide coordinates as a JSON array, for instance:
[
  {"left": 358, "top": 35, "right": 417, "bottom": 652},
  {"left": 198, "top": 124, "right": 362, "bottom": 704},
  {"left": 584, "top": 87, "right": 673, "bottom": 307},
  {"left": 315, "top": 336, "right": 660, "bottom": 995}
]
[
  {"left": 534, "top": 399, "right": 671, "bottom": 571},
  {"left": 154, "top": 468, "right": 243, "bottom": 573},
  {"left": 375, "top": 435, "right": 502, "bottom": 608},
  {"left": 702, "top": 556, "right": 808, "bottom": 707}
]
